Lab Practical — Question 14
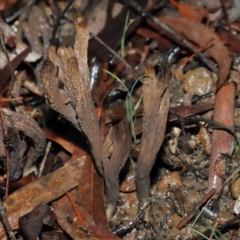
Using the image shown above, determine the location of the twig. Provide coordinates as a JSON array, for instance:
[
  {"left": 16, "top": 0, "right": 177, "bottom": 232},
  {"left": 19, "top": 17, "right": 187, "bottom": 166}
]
[
  {"left": 38, "top": 141, "right": 52, "bottom": 178},
  {"left": 0, "top": 198, "right": 16, "bottom": 240},
  {"left": 173, "top": 114, "right": 239, "bottom": 136},
  {"left": 0, "top": 33, "right": 17, "bottom": 96},
  {"left": 49, "top": 0, "right": 74, "bottom": 44},
  {"left": 177, "top": 189, "right": 216, "bottom": 230},
  {"left": 89, "top": 32, "right": 138, "bottom": 76},
  {"left": 220, "top": 0, "right": 231, "bottom": 30},
  {"left": 113, "top": 198, "right": 154, "bottom": 236},
  {"left": 122, "top": 0, "right": 218, "bottom": 74}
]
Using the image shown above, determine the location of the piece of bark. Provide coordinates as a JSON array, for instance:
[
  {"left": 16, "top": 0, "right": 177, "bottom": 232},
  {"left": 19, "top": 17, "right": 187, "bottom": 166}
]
[
  {"left": 0, "top": 105, "right": 45, "bottom": 180},
  {"left": 41, "top": 15, "right": 107, "bottom": 175},
  {"left": 207, "top": 83, "right": 235, "bottom": 195},
  {"left": 0, "top": 157, "right": 86, "bottom": 238},
  {"left": 3, "top": 71, "right": 46, "bottom": 179},
  {"left": 104, "top": 118, "right": 132, "bottom": 219},
  {"left": 2, "top": 108, "right": 46, "bottom": 162},
  {"left": 136, "top": 66, "right": 170, "bottom": 207}
]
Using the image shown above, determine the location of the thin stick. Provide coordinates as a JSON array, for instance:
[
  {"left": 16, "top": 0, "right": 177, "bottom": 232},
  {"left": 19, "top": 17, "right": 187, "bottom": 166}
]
[
  {"left": 113, "top": 198, "right": 154, "bottom": 236},
  {"left": 176, "top": 114, "right": 238, "bottom": 136},
  {"left": 122, "top": 0, "right": 218, "bottom": 74},
  {"left": 38, "top": 141, "right": 52, "bottom": 178},
  {"left": 49, "top": 0, "right": 74, "bottom": 44},
  {"left": 177, "top": 189, "right": 216, "bottom": 230},
  {"left": 220, "top": 0, "right": 231, "bottom": 30},
  {"left": 89, "top": 32, "right": 138, "bottom": 76}
]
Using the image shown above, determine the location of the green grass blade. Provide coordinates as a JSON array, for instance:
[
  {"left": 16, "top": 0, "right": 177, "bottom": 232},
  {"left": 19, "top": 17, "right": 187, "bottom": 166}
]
[
  {"left": 121, "top": 11, "right": 130, "bottom": 58},
  {"left": 103, "top": 69, "right": 129, "bottom": 92}
]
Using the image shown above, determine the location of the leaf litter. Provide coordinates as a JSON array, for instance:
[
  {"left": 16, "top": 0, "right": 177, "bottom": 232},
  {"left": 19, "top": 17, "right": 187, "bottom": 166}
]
[{"left": 0, "top": 0, "right": 240, "bottom": 239}]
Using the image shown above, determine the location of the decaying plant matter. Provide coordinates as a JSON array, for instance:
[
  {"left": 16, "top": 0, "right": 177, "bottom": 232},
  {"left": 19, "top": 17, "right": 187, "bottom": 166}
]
[
  {"left": 41, "top": 15, "right": 107, "bottom": 176},
  {"left": 1, "top": 0, "right": 240, "bottom": 238},
  {"left": 0, "top": 71, "right": 46, "bottom": 180},
  {"left": 41, "top": 14, "right": 132, "bottom": 219},
  {"left": 136, "top": 65, "right": 170, "bottom": 207}
]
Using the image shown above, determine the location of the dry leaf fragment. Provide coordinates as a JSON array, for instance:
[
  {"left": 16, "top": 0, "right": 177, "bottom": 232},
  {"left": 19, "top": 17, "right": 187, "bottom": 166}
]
[
  {"left": 155, "top": 16, "right": 232, "bottom": 89},
  {"left": 41, "top": 15, "right": 107, "bottom": 175},
  {"left": 53, "top": 200, "right": 121, "bottom": 240},
  {"left": 0, "top": 157, "right": 86, "bottom": 236},
  {"left": 136, "top": 66, "right": 170, "bottom": 207},
  {"left": 169, "top": 0, "right": 210, "bottom": 23},
  {"left": 2, "top": 108, "right": 46, "bottom": 178}
]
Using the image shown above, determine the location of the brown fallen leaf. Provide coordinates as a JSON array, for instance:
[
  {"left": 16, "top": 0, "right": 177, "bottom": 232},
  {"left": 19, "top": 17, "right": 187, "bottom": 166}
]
[
  {"left": 152, "top": 16, "right": 232, "bottom": 89},
  {"left": 137, "top": 27, "right": 174, "bottom": 50},
  {"left": 169, "top": 102, "right": 214, "bottom": 122},
  {"left": 169, "top": 0, "right": 210, "bottom": 23},
  {"left": 43, "top": 128, "right": 78, "bottom": 154},
  {"left": 41, "top": 15, "right": 107, "bottom": 175},
  {"left": 73, "top": 147, "right": 108, "bottom": 230},
  {"left": 136, "top": 65, "right": 170, "bottom": 207},
  {"left": 53, "top": 200, "right": 121, "bottom": 240},
  {"left": 0, "top": 157, "right": 86, "bottom": 237},
  {"left": 217, "top": 30, "right": 240, "bottom": 55}
]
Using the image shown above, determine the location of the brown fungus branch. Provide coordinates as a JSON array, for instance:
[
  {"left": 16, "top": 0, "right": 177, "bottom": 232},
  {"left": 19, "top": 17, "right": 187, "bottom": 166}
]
[
  {"left": 41, "top": 15, "right": 107, "bottom": 176},
  {"left": 136, "top": 65, "right": 170, "bottom": 207}
]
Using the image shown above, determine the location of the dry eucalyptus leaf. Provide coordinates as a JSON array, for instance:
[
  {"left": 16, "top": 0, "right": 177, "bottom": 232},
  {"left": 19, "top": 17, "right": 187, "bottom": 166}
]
[
  {"left": 41, "top": 15, "right": 107, "bottom": 175},
  {"left": 0, "top": 157, "right": 86, "bottom": 237},
  {"left": 136, "top": 65, "right": 170, "bottom": 207}
]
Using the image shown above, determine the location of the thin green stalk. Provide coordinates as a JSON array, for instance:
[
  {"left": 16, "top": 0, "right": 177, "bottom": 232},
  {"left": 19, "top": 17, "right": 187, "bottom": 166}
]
[
  {"left": 103, "top": 70, "right": 143, "bottom": 143},
  {"left": 121, "top": 12, "right": 130, "bottom": 58}
]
